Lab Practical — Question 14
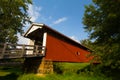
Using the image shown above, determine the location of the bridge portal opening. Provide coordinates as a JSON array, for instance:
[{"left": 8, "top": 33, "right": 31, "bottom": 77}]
[{"left": 24, "top": 24, "right": 47, "bottom": 56}]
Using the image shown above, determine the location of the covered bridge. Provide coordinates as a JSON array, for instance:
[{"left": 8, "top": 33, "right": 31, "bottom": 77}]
[
  {"left": 0, "top": 23, "right": 92, "bottom": 74},
  {"left": 24, "top": 23, "right": 92, "bottom": 63}
]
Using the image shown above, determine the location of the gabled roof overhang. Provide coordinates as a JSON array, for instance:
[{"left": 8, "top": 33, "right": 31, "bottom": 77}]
[{"left": 24, "top": 23, "right": 44, "bottom": 37}]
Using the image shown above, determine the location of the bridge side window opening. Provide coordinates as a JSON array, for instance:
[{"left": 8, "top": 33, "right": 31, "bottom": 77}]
[{"left": 76, "top": 51, "right": 80, "bottom": 55}]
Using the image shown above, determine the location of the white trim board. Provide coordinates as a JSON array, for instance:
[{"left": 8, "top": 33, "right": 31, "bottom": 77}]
[
  {"left": 24, "top": 23, "right": 44, "bottom": 37},
  {"left": 42, "top": 32, "right": 47, "bottom": 55}
]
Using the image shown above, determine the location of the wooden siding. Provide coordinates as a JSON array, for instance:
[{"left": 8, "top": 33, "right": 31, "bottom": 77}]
[{"left": 45, "top": 34, "right": 92, "bottom": 62}]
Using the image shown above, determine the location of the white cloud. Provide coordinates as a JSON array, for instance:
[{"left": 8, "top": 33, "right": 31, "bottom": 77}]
[
  {"left": 18, "top": 5, "right": 68, "bottom": 44},
  {"left": 70, "top": 36, "right": 80, "bottom": 43},
  {"left": 28, "top": 4, "right": 42, "bottom": 22},
  {"left": 18, "top": 5, "right": 42, "bottom": 44},
  {"left": 52, "top": 17, "right": 67, "bottom": 25}
]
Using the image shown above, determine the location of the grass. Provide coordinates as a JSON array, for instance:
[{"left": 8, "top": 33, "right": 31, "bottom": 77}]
[
  {"left": 0, "top": 71, "right": 10, "bottom": 76},
  {"left": 0, "top": 66, "right": 22, "bottom": 80},
  {"left": 59, "top": 62, "right": 90, "bottom": 69},
  {"left": 0, "top": 66, "right": 22, "bottom": 75},
  {"left": 17, "top": 73, "right": 112, "bottom": 80},
  {"left": 0, "top": 62, "right": 113, "bottom": 80},
  {"left": 53, "top": 62, "right": 90, "bottom": 74}
]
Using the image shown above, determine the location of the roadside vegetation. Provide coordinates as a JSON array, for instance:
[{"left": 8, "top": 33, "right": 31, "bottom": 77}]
[{"left": 0, "top": 62, "right": 112, "bottom": 80}]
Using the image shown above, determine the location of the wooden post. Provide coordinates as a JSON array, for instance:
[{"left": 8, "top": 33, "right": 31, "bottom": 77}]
[
  {"left": 39, "top": 46, "right": 45, "bottom": 56},
  {"left": 21, "top": 45, "right": 25, "bottom": 57},
  {"left": 35, "top": 45, "right": 38, "bottom": 55},
  {"left": 2, "top": 43, "right": 7, "bottom": 58}
]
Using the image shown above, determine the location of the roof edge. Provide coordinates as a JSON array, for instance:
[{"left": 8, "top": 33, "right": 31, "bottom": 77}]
[{"left": 23, "top": 23, "right": 44, "bottom": 37}]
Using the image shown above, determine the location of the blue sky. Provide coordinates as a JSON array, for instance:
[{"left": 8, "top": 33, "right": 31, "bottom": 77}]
[{"left": 18, "top": 0, "right": 92, "bottom": 44}]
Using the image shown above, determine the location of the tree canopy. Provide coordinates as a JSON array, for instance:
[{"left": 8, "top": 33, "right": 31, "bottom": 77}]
[
  {"left": 83, "top": 0, "right": 120, "bottom": 69},
  {"left": 0, "top": 0, "right": 32, "bottom": 43}
]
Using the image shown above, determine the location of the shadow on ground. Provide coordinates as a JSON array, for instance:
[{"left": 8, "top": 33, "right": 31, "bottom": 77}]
[{"left": 0, "top": 73, "right": 19, "bottom": 80}]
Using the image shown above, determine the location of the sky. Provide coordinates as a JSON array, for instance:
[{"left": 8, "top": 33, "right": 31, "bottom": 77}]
[{"left": 18, "top": 0, "right": 92, "bottom": 44}]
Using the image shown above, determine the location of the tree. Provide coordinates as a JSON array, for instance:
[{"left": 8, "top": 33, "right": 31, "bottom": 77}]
[
  {"left": 80, "top": 39, "right": 92, "bottom": 49},
  {"left": 83, "top": 0, "right": 120, "bottom": 69},
  {"left": 0, "top": 0, "right": 32, "bottom": 43}
]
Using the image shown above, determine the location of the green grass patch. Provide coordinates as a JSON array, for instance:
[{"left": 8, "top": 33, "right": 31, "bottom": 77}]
[
  {"left": 0, "top": 66, "right": 22, "bottom": 75},
  {"left": 0, "top": 66, "right": 22, "bottom": 80},
  {"left": 0, "top": 71, "right": 10, "bottom": 76},
  {"left": 60, "top": 63, "right": 89, "bottom": 69},
  {"left": 17, "top": 74, "right": 40, "bottom": 80},
  {"left": 53, "top": 62, "right": 90, "bottom": 74},
  {"left": 17, "top": 73, "right": 112, "bottom": 80},
  {"left": 0, "top": 62, "right": 113, "bottom": 80}
]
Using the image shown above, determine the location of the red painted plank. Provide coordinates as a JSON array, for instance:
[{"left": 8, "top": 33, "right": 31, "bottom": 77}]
[{"left": 45, "top": 34, "right": 92, "bottom": 62}]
